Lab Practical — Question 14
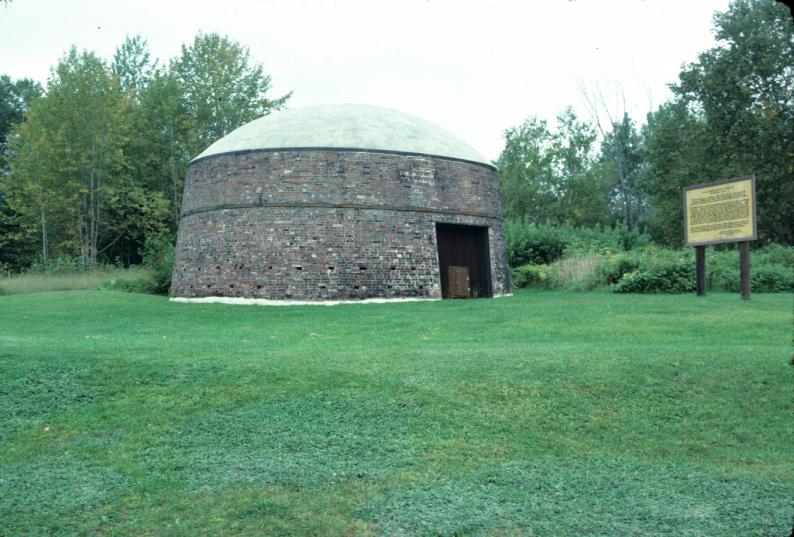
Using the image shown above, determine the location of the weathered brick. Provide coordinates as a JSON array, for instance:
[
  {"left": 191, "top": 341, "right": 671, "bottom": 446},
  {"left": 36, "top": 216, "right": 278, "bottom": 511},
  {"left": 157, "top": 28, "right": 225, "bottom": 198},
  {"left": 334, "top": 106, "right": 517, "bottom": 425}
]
[{"left": 171, "top": 150, "right": 510, "bottom": 301}]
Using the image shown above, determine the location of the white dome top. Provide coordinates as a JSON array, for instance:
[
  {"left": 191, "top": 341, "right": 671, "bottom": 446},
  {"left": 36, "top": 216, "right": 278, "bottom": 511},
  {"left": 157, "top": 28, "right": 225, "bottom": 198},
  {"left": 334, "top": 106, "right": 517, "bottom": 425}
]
[{"left": 194, "top": 104, "right": 489, "bottom": 165}]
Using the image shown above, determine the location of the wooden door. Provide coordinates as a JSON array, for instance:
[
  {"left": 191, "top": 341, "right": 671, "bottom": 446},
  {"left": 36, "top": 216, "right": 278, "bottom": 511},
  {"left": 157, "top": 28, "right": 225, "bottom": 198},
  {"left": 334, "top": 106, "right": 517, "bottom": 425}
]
[
  {"left": 448, "top": 266, "right": 470, "bottom": 298},
  {"left": 436, "top": 224, "right": 492, "bottom": 299}
]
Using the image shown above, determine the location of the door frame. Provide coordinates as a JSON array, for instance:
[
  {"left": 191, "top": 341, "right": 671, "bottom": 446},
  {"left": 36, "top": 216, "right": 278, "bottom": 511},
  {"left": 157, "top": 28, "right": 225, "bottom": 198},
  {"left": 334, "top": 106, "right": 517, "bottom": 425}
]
[{"left": 435, "top": 222, "right": 493, "bottom": 298}]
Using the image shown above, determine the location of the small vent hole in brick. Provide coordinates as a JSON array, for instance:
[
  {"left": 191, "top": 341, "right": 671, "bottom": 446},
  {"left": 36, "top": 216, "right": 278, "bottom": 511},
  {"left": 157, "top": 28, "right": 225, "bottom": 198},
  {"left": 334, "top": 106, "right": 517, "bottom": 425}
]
[
  {"left": 390, "top": 266, "right": 396, "bottom": 271},
  {"left": 216, "top": 266, "right": 220, "bottom": 270},
  {"left": 411, "top": 267, "right": 416, "bottom": 271},
  {"left": 319, "top": 285, "right": 326, "bottom": 289},
  {"left": 256, "top": 285, "right": 262, "bottom": 289},
  {"left": 354, "top": 285, "right": 360, "bottom": 289},
  {"left": 328, "top": 266, "right": 335, "bottom": 271},
  {"left": 268, "top": 266, "right": 273, "bottom": 270},
  {"left": 207, "top": 284, "right": 212, "bottom": 289},
  {"left": 295, "top": 266, "right": 303, "bottom": 271},
  {"left": 419, "top": 285, "right": 424, "bottom": 290},
  {"left": 359, "top": 266, "right": 367, "bottom": 271},
  {"left": 229, "top": 284, "right": 235, "bottom": 289}
]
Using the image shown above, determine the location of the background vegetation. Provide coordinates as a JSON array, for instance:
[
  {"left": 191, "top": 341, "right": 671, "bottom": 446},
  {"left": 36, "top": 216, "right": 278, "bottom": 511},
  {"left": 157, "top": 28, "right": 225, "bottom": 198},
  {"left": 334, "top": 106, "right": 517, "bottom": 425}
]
[
  {"left": 506, "top": 222, "right": 794, "bottom": 293},
  {"left": 1, "top": 290, "right": 791, "bottom": 535},
  {"left": 0, "top": 33, "right": 289, "bottom": 272},
  {"left": 497, "top": 0, "right": 793, "bottom": 246},
  {"left": 0, "top": 0, "right": 791, "bottom": 294}
]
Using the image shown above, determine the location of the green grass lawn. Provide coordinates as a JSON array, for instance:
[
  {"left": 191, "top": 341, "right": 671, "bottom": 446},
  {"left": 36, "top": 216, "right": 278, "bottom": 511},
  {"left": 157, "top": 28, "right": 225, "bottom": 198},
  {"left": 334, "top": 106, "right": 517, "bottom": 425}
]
[{"left": 1, "top": 290, "right": 791, "bottom": 536}]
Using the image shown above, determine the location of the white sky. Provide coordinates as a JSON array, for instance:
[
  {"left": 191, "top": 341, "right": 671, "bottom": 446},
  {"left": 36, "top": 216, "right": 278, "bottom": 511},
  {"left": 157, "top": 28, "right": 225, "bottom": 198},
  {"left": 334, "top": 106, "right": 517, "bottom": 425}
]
[{"left": 1, "top": 0, "right": 729, "bottom": 161}]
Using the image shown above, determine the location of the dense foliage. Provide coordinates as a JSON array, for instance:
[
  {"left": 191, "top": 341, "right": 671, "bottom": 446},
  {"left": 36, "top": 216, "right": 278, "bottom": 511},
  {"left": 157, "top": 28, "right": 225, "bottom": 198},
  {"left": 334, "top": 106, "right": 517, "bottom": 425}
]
[
  {"left": 498, "top": 0, "right": 793, "bottom": 246},
  {"left": 507, "top": 226, "right": 794, "bottom": 293},
  {"left": 0, "top": 33, "right": 289, "bottom": 272}
]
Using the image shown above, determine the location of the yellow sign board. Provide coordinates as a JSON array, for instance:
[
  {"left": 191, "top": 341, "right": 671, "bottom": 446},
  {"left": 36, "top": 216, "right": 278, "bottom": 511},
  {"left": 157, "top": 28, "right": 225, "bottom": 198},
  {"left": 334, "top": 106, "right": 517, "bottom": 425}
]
[{"left": 684, "top": 176, "right": 757, "bottom": 246}]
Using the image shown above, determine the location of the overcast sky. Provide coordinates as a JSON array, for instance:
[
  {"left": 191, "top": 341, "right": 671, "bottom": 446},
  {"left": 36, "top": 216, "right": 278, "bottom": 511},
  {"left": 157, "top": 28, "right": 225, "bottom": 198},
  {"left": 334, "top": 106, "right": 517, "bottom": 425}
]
[{"left": 1, "top": 0, "right": 730, "bottom": 161}]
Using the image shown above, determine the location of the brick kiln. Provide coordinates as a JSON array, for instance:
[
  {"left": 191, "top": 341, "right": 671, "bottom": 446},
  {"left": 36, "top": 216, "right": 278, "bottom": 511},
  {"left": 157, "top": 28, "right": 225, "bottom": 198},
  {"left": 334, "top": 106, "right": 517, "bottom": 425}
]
[{"left": 171, "top": 104, "right": 510, "bottom": 302}]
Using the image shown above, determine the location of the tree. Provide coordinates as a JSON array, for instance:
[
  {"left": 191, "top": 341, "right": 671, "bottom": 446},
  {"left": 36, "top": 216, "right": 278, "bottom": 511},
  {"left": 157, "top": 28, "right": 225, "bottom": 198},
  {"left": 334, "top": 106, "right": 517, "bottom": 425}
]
[
  {"left": 111, "top": 35, "right": 155, "bottom": 99},
  {"left": 496, "top": 108, "right": 611, "bottom": 227},
  {"left": 661, "top": 0, "right": 794, "bottom": 244},
  {"left": 128, "top": 70, "right": 190, "bottom": 230},
  {"left": 0, "top": 75, "right": 42, "bottom": 171},
  {"left": 0, "top": 76, "right": 43, "bottom": 269},
  {"left": 579, "top": 82, "right": 650, "bottom": 231},
  {"left": 4, "top": 102, "right": 70, "bottom": 266},
  {"left": 4, "top": 48, "right": 131, "bottom": 265},
  {"left": 3, "top": 33, "right": 293, "bottom": 270},
  {"left": 170, "top": 33, "right": 291, "bottom": 158},
  {"left": 643, "top": 101, "right": 718, "bottom": 245},
  {"left": 599, "top": 114, "right": 647, "bottom": 230}
]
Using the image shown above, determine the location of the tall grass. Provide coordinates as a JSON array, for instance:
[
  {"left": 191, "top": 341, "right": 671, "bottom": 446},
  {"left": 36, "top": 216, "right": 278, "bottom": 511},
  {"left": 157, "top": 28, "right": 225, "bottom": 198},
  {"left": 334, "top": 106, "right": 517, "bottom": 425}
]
[
  {"left": 0, "top": 266, "right": 149, "bottom": 295},
  {"left": 546, "top": 253, "right": 605, "bottom": 290}
]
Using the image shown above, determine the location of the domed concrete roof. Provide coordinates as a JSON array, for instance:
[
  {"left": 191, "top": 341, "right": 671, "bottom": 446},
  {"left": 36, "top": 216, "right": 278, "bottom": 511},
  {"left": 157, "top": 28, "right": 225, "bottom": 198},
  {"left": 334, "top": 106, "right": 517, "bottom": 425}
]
[{"left": 194, "top": 104, "right": 489, "bottom": 165}]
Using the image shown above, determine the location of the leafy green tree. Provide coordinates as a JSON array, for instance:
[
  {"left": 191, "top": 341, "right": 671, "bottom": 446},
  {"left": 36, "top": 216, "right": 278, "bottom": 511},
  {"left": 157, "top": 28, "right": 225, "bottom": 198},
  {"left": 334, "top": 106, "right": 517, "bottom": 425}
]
[
  {"left": 643, "top": 102, "right": 718, "bottom": 244},
  {"left": 170, "top": 32, "right": 291, "bottom": 157},
  {"left": 3, "top": 32, "right": 291, "bottom": 270},
  {"left": 4, "top": 102, "right": 71, "bottom": 266},
  {"left": 4, "top": 47, "right": 131, "bottom": 265},
  {"left": 128, "top": 70, "right": 190, "bottom": 230},
  {"left": 497, "top": 108, "right": 611, "bottom": 227},
  {"left": 115, "top": 34, "right": 188, "bottom": 234},
  {"left": 599, "top": 114, "right": 647, "bottom": 230},
  {"left": 649, "top": 0, "right": 794, "bottom": 244},
  {"left": 0, "top": 75, "right": 42, "bottom": 170},
  {"left": 0, "top": 76, "right": 43, "bottom": 269},
  {"left": 111, "top": 34, "right": 155, "bottom": 99}
]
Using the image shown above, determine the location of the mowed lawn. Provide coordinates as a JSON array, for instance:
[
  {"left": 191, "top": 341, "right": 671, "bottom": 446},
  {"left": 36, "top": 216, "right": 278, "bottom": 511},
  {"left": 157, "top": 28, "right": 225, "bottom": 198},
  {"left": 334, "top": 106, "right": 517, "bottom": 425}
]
[{"left": 0, "top": 290, "right": 791, "bottom": 536}]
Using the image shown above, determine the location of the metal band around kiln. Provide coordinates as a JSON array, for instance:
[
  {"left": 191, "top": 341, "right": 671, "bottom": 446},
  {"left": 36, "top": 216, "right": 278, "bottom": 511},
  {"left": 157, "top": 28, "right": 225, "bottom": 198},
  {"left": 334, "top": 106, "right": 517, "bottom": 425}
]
[{"left": 181, "top": 201, "right": 504, "bottom": 222}]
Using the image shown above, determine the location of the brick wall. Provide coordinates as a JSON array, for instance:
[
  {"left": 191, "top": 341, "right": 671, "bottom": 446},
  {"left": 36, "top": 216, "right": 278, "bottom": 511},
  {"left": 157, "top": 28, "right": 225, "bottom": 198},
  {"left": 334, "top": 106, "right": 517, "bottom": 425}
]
[{"left": 172, "top": 150, "right": 510, "bottom": 300}]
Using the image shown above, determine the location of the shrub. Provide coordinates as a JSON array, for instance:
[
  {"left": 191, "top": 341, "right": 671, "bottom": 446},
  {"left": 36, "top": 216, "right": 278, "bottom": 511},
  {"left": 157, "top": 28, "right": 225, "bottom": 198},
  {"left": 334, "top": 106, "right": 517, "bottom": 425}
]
[
  {"left": 510, "top": 264, "right": 551, "bottom": 289},
  {"left": 754, "top": 243, "right": 794, "bottom": 267},
  {"left": 505, "top": 224, "right": 792, "bottom": 294},
  {"left": 595, "top": 253, "right": 641, "bottom": 286},
  {"left": 565, "top": 224, "right": 651, "bottom": 255},
  {"left": 505, "top": 220, "right": 653, "bottom": 269},
  {"left": 26, "top": 254, "right": 86, "bottom": 274},
  {"left": 706, "top": 249, "right": 740, "bottom": 291},
  {"left": 505, "top": 220, "right": 568, "bottom": 266},
  {"left": 141, "top": 233, "right": 175, "bottom": 295},
  {"left": 704, "top": 244, "right": 793, "bottom": 292},
  {"left": 722, "top": 265, "right": 794, "bottom": 293},
  {"left": 750, "top": 265, "right": 794, "bottom": 292},
  {"left": 613, "top": 255, "right": 695, "bottom": 293}
]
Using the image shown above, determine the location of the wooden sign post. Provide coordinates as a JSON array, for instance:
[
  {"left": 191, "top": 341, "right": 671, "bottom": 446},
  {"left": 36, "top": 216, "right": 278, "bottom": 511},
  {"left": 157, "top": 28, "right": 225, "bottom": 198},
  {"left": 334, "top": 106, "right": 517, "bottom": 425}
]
[{"left": 683, "top": 176, "right": 757, "bottom": 299}]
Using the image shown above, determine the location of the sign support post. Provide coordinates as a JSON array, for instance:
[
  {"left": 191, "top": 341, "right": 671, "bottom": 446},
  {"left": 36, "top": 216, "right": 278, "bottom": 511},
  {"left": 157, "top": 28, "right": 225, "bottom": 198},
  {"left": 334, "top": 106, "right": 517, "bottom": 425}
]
[
  {"left": 740, "top": 241, "right": 751, "bottom": 300},
  {"left": 695, "top": 245, "right": 706, "bottom": 296},
  {"left": 683, "top": 176, "right": 757, "bottom": 299}
]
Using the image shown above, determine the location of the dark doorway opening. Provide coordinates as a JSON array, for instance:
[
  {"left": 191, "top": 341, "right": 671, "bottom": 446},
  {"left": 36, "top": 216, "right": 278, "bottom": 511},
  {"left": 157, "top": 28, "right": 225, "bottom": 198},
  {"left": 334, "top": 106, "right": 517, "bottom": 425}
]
[{"left": 436, "top": 223, "right": 492, "bottom": 298}]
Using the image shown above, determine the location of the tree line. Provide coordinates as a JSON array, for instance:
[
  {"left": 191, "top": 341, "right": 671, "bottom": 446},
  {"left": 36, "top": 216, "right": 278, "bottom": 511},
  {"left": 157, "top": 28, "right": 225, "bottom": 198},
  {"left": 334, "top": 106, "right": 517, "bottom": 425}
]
[
  {"left": 0, "top": 0, "right": 791, "bottom": 273},
  {"left": 497, "top": 0, "right": 793, "bottom": 247},
  {"left": 0, "top": 33, "right": 290, "bottom": 270}
]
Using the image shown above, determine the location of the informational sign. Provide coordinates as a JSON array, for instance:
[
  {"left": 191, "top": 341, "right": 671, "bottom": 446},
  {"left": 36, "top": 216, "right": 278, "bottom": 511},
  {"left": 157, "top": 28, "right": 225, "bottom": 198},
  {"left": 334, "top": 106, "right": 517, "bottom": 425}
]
[{"left": 683, "top": 176, "right": 757, "bottom": 246}]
